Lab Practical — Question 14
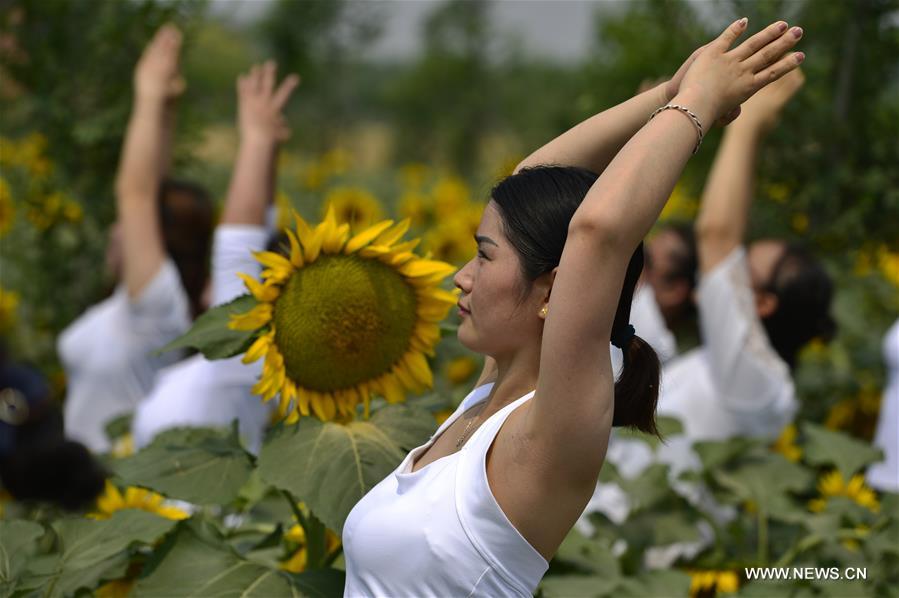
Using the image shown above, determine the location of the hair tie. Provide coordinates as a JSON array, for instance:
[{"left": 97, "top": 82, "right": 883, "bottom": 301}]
[{"left": 611, "top": 324, "right": 636, "bottom": 349}]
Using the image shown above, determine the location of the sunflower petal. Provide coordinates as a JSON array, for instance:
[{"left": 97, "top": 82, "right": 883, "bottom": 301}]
[
  {"left": 402, "top": 351, "right": 434, "bottom": 388},
  {"left": 375, "top": 218, "right": 411, "bottom": 247},
  {"left": 293, "top": 211, "right": 314, "bottom": 246},
  {"left": 254, "top": 250, "right": 293, "bottom": 273},
  {"left": 243, "top": 332, "right": 272, "bottom": 364},
  {"left": 286, "top": 229, "right": 305, "bottom": 267},
  {"left": 238, "top": 272, "right": 280, "bottom": 303},
  {"left": 229, "top": 304, "right": 272, "bottom": 331},
  {"left": 344, "top": 220, "right": 394, "bottom": 254},
  {"left": 400, "top": 259, "right": 456, "bottom": 279}
]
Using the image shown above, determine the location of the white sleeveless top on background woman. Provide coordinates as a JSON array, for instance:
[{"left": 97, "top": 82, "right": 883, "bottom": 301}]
[{"left": 342, "top": 382, "right": 548, "bottom": 597}]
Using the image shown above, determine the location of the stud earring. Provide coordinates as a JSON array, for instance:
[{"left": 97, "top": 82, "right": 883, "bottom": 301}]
[{"left": 540, "top": 306, "right": 548, "bottom": 317}]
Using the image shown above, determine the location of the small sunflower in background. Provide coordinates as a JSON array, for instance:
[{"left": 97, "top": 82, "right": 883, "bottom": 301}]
[
  {"left": 321, "top": 186, "right": 385, "bottom": 232},
  {"left": 688, "top": 570, "right": 739, "bottom": 596},
  {"left": 281, "top": 521, "right": 342, "bottom": 573},
  {"left": 808, "top": 470, "right": 880, "bottom": 514},
  {"left": 0, "top": 176, "right": 14, "bottom": 236},
  {"left": 230, "top": 206, "right": 459, "bottom": 424},
  {"left": 89, "top": 481, "right": 189, "bottom": 521}
]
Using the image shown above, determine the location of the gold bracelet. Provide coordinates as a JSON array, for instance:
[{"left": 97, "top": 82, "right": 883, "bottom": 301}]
[{"left": 648, "top": 104, "right": 704, "bottom": 155}]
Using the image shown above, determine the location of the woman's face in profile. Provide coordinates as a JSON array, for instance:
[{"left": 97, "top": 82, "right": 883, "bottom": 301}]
[{"left": 453, "top": 201, "right": 542, "bottom": 356}]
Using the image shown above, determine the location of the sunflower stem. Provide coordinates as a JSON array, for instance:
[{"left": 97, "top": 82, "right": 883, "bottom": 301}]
[{"left": 281, "top": 489, "right": 309, "bottom": 538}]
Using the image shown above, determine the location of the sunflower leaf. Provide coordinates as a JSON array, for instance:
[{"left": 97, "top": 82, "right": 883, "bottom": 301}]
[
  {"left": 801, "top": 422, "right": 884, "bottom": 477},
  {"left": 43, "top": 510, "right": 176, "bottom": 598},
  {"left": 133, "top": 519, "right": 306, "bottom": 597},
  {"left": 112, "top": 427, "right": 254, "bottom": 505},
  {"left": 257, "top": 404, "right": 435, "bottom": 533},
  {"left": 0, "top": 520, "right": 44, "bottom": 596},
  {"left": 156, "top": 294, "right": 259, "bottom": 360}
]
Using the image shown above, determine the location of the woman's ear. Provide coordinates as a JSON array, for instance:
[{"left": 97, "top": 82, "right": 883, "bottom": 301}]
[{"left": 756, "top": 290, "right": 779, "bottom": 319}]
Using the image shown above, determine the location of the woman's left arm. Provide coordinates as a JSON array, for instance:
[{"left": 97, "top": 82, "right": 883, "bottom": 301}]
[{"left": 528, "top": 20, "right": 806, "bottom": 483}]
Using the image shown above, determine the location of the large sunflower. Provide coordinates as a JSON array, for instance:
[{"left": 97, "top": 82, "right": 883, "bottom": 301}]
[{"left": 230, "top": 206, "right": 459, "bottom": 423}]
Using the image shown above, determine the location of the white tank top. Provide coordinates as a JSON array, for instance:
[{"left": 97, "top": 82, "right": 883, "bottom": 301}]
[{"left": 342, "top": 382, "right": 548, "bottom": 597}]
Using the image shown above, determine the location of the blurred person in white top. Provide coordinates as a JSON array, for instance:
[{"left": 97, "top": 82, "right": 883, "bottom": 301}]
[
  {"left": 132, "top": 60, "right": 299, "bottom": 454},
  {"left": 59, "top": 26, "right": 214, "bottom": 452},
  {"left": 867, "top": 319, "right": 899, "bottom": 492}
]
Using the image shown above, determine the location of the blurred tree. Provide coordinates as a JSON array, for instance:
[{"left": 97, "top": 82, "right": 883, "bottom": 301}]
[
  {"left": 0, "top": 0, "right": 208, "bottom": 220},
  {"left": 385, "top": 0, "right": 495, "bottom": 174},
  {"left": 257, "top": 0, "right": 383, "bottom": 150}
]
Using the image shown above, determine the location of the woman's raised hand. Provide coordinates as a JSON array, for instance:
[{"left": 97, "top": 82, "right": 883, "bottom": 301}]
[
  {"left": 134, "top": 24, "right": 186, "bottom": 103},
  {"left": 236, "top": 61, "right": 300, "bottom": 143},
  {"left": 675, "top": 18, "right": 805, "bottom": 125}
]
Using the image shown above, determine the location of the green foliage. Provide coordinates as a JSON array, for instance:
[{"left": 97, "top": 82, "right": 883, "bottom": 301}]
[
  {"left": 0, "top": 520, "right": 44, "bottom": 596},
  {"left": 43, "top": 510, "right": 177, "bottom": 597},
  {"left": 258, "top": 404, "right": 434, "bottom": 533},
  {"left": 133, "top": 519, "right": 304, "bottom": 597},
  {"left": 158, "top": 294, "right": 259, "bottom": 360},
  {"left": 113, "top": 427, "right": 255, "bottom": 505},
  {"left": 801, "top": 422, "right": 884, "bottom": 477}
]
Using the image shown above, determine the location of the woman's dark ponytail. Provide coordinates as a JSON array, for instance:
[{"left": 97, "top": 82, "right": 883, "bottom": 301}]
[{"left": 610, "top": 243, "right": 661, "bottom": 437}]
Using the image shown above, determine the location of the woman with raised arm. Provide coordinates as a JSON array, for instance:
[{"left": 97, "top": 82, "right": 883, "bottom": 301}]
[
  {"left": 342, "top": 18, "right": 805, "bottom": 596},
  {"left": 655, "top": 67, "right": 835, "bottom": 452},
  {"left": 59, "top": 25, "right": 214, "bottom": 452},
  {"left": 132, "top": 61, "right": 299, "bottom": 453}
]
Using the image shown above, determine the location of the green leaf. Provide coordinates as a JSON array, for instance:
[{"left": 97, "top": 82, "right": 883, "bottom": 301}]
[
  {"left": 616, "top": 569, "right": 692, "bottom": 597},
  {"left": 540, "top": 575, "right": 619, "bottom": 598},
  {"left": 284, "top": 569, "right": 347, "bottom": 598},
  {"left": 618, "top": 463, "right": 674, "bottom": 512},
  {"left": 714, "top": 454, "right": 813, "bottom": 510},
  {"left": 113, "top": 427, "right": 255, "bottom": 505},
  {"left": 133, "top": 520, "right": 301, "bottom": 597},
  {"left": 157, "top": 294, "right": 258, "bottom": 359},
  {"left": 258, "top": 404, "right": 434, "bottom": 533},
  {"left": 0, "top": 520, "right": 44, "bottom": 596},
  {"left": 801, "top": 422, "right": 884, "bottom": 477},
  {"left": 553, "top": 528, "right": 621, "bottom": 577},
  {"left": 44, "top": 510, "right": 177, "bottom": 597},
  {"left": 693, "top": 437, "right": 760, "bottom": 472}
]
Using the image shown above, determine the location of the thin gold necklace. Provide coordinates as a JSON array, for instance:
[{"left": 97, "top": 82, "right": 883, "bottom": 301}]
[{"left": 455, "top": 415, "right": 479, "bottom": 448}]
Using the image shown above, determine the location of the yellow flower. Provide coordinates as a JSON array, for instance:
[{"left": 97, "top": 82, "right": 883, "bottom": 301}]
[
  {"left": 281, "top": 522, "right": 342, "bottom": 573},
  {"left": 824, "top": 398, "right": 855, "bottom": 431},
  {"left": 659, "top": 183, "right": 698, "bottom": 222},
  {"left": 434, "top": 408, "right": 454, "bottom": 425},
  {"left": 876, "top": 245, "right": 899, "bottom": 288},
  {"left": 302, "top": 149, "right": 351, "bottom": 190},
  {"left": 0, "top": 286, "right": 19, "bottom": 333},
  {"left": 791, "top": 213, "right": 809, "bottom": 234},
  {"left": 764, "top": 183, "right": 790, "bottom": 203},
  {"left": 423, "top": 219, "right": 477, "bottom": 266},
  {"left": 321, "top": 186, "right": 385, "bottom": 232},
  {"left": 89, "top": 480, "right": 189, "bottom": 521},
  {"left": 771, "top": 424, "right": 802, "bottom": 462},
  {"left": 95, "top": 578, "right": 136, "bottom": 598},
  {"left": 62, "top": 199, "right": 83, "bottom": 223},
  {"left": 431, "top": 175, "right": 471, "bottom": 219},
  {"left": 445, "top": 355, "right": 478, "bottom": 386},
  {"left": 0, "top": 176, "right": 14, "bottom": 235},
  {"left": 230, "top": 207, "right": 459, "bottom": 423},
  {"left": 398, "top": 191, "right": 431, "bottom": 228},
  {"left": 110, "top": 433, "right": 135, "bottom": 459},
  {"left": 398, "top": 163, "right": 430, "bottom": 190},
  {"left": 688, "top": 570, "right": 739, "bottom": 596},
  {"left": 808, "top": 471, "right": 880, "bottom": 514}
]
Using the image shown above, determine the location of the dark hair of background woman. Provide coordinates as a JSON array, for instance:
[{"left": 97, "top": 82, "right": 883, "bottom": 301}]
[
  {"left": 158, "top": 179, "right": 215, "bottom": 318},
  {"left": 490, "top": 165, "right": 660, "bottom": 436},
  {"left": 761, "top": 243, "right": 836, "bottom": 369}
]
